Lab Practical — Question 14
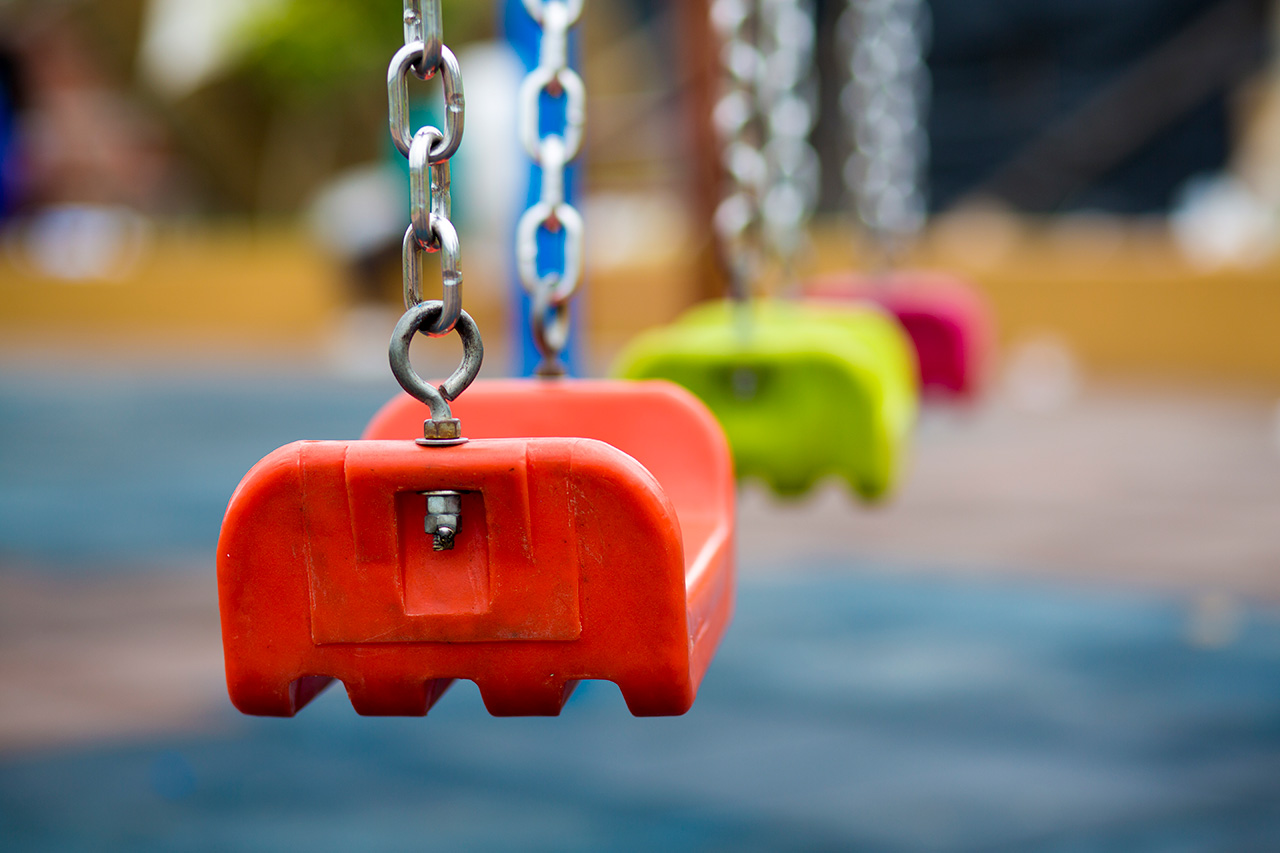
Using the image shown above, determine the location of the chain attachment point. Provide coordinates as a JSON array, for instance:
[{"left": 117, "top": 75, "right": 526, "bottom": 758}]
[
  {"left": 389, "top": 302, "right": 484, "bottom": 444},
  {"left": 387, "top": 3, "right": 479, "bottom": 415}
]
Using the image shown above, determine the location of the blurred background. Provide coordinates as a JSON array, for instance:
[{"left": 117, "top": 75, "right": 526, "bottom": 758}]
[{"left": 2, "top": 0, "right": 1280, "bottom": 850}]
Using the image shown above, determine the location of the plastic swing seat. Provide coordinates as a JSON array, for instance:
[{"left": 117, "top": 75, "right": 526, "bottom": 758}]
[
  {"left": 216, "top": 379, "right": 735, "bottom": 718},
  {"left": 614, "top": 299, "right": 918, "bottom": 500},
  {"left": 806, "top": 272, "right": 994, "bottom": 400}
]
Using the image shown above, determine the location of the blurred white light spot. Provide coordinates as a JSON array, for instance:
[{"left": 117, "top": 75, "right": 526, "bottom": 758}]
[
  {"left": 1170, "top": 173, "right": 1277, "bottom": 270},
  {"left": 585, "top": 191, "right": 691, "bottom": 269},
  {"left": 326, "top": 304, "right": 403, "bottom": 381},
  {"left": 12, "top": 205, "right": 151, "bottom": 281},
  {"left": 140, "top": 0, "right": 285, "bottom": 99},
  {"left": 1001, "top": 334, "right": 1081, "bottom": 414},
  {"left": 930, "top": 203, "right": 1022, "bottom": 270},
  {"left": 307, "top": 165, "right": 404, "bottom": 262},
  {"left": 453, "top": 42, "right": 523, "bottom": 247}
]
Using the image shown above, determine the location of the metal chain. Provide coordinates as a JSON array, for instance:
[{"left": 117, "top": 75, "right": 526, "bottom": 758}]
[
  {"left": 710, "top": 0, "right": 766, "bottom": 302},
  {"left": 758, "top": 0, "right": 820, "bottom": 279},
  {"left": 403, "top": 0, "right": 443, "bottom": 77},
  {"left": 389, "top": 0, "right": 466, "bottom": 337},
  {"left": 840, "top": 0, "right": 930, "bottom": 253},
  {"left": 516, "top": 0, "right": 587, "bottom": 377},
  {"left": 385, "top": 1, "right": 485, "bottom": 439}
]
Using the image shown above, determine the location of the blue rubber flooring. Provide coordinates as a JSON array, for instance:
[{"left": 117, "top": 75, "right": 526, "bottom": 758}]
[
  {"left": 2, "top": 369, "right": 1279, "bottom": 850},
  {"left": 0, "top": 369, "right": 402, "bottom": 571},
  {"left": 3, "top": 574, "right": 1280, "bottom": 852}
]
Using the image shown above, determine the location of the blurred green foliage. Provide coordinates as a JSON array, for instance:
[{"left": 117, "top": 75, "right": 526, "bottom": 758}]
[{"left": 236, "top": 0, "right": 495, "bottom": 106}]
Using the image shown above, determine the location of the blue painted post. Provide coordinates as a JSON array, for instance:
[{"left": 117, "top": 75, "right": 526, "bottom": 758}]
[{"left": 503, "top": 0, "right": 585, "bottom": 377}]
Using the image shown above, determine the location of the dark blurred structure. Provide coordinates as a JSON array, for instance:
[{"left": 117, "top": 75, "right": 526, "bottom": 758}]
[
  {"left": 0, "top": 1, "right": 178, "bottom": 215},
  {"left": 0, "top": 45, "right": 23, "bottom": 219},
  {"left": 810, "top": 0, "right": 1272, "bottom": 215},
  {"left": 930, "top": 0, "right": 1271, "bottom": 213},
  {"left": 927, "top": 0, "right": 1271, "bottom": 213},
  {"left": 2, "top": 0, "right": 1270, "bottom": 218}
]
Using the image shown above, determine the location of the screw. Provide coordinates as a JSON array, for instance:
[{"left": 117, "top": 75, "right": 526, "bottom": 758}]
[
  {"left": 422, "top": 491, "right": 462, "bottom": 551},
  {"left": 433, "top": 526, "right": 456, "bottom": 552}
]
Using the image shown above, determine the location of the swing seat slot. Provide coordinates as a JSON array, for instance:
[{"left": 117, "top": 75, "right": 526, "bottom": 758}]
[
  {"left": 614, "top": 300, "right": 918, "bottom": 499},
  {"left": 807, "top": 272, "right": 995, "bottom": 399},
  {"left": 217, "top": 380, "right": 734, "bottom": 718}
]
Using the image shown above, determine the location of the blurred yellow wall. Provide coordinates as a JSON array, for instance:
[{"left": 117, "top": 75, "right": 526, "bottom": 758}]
[
  {"left": 831, "top": 213, "right": 1280, "bottom": 388},
  {"left": 1, "top": 219, "right": 1278, "bottom": 388},
  {"left": 0, "top": 228, "right": 344, "bottom": 351}
]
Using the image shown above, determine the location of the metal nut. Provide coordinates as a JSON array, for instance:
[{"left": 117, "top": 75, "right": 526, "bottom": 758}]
[{"left": 423, "top": 418, "right": 462, "bottom": 440}]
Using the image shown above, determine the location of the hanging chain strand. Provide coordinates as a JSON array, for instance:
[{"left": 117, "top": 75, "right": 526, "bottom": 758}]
[
  {"left": 759, "top": 0, "right": 820, "bottom": 283},
  {"left": 710, "top": 0, "right": 766, "bottom": 302},
  {"left": 390, "top": 0, "right": 466, "bottom": 336},
  {"left": 841, "top": 0, "right": 930, "bottom": 257},
  {"left": 516, "top": 0, "right": 587, "bottom": 377},
  {"left": 385, "top": 0, "right": 484, "bottom": 444}
]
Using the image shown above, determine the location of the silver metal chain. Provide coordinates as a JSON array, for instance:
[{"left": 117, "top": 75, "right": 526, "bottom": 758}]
[
  {"left": 710, "top": 0, "right": 767, "bottom": 301},
  {"left": 385, "top": 0, "right": 484, "bottom": 444},
  {"left": 711, "top": 0, "right": 817, "bottom": 296},
  {"left": 402, "top": 0, "right": 443, "bottom": 76},
  {"left": 759, "top": 0, "right": 820, "bottom": 279},
  {"left": 840, "top": 0, "right": 930, "bottom": 252},
  {"left": 516, "top": 0, "right": 587, "bottom": 377},
  {"left": 389, "top": 0, "right": 466, "bottom": 337}
]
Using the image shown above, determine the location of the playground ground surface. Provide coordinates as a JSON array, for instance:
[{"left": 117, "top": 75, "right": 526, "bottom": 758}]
[{"left": 1, "top": 361, "right": 1278, "bottom": 851}]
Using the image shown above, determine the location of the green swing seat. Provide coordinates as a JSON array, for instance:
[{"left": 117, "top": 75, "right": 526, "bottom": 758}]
[{"left": 615, "top": 299, "right": 919, "bottom": 500}]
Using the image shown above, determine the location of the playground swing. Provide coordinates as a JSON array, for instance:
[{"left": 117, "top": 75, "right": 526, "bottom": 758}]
[
  {"left": 803, "top": 0, "right": 994, "bottom": 400},
  {"left": 217, "top": 0, "right": 735, "bottom": 718},
  {"left": 615, "top": 0, "right": 919, "bottom": 500}
]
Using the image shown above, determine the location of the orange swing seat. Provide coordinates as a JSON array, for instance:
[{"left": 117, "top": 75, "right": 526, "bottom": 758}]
[{"left": 217, "top": 379, "right": 735, "bottom": 718}]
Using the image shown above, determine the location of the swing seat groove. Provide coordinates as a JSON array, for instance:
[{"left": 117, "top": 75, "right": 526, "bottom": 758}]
[
  {"left": 217, "top": 380, "right": 734, "bottom": 717},
  {"left": 614, "top": 299, "right": 918, "bottom": 499}
]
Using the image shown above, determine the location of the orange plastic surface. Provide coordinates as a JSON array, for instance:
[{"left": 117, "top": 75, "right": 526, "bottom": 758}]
[{"left": 217, "top": 380, "right": 735, "bottom": 717}]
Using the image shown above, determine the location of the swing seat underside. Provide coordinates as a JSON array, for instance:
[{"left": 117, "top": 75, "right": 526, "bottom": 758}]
[
  {"left": 806, "top": 272, "right": 995, "bottom": 399},
  {"left": 217, "top": 380, "right": 734, "bottom": 717},
  {"left": 614, "top": 300, "right": 918, "bottom": 500}
]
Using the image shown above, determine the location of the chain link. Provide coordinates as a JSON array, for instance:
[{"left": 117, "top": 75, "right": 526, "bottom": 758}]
[
  {"left": 403, "top": 0, "right": 443, "bottom": 79},
  {"left": 841, "top": 0, "right": 929, "bottom": 250},
  {"left": 388, "top": 43, "right": 465, "bottom": 162},
  {"left": 710, "top": 0, "right": 766, "bottom": 301},
  {"left": 758, "top": 0, "right": 820, "bottom": 277},
  {"left": 388, "top": 5, "right": 467, "bottom": 337},
  {"left": 515, "top": 0, "right": 588, "bottom": 376},
  {"left": 712, "top": 0, "right": 819, "bottom": 295}
]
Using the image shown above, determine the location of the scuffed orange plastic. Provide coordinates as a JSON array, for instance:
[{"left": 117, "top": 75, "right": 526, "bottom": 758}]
[{"left": 217, "top": 380, "right": 735, "bottom": 717}]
